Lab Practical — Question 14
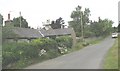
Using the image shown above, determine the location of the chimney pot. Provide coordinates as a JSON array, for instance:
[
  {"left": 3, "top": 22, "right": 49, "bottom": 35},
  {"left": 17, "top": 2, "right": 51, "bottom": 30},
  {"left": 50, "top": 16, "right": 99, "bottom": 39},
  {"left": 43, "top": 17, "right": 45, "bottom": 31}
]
[{"left": 8, "top": 13, "right": 10, "bottom": 20}]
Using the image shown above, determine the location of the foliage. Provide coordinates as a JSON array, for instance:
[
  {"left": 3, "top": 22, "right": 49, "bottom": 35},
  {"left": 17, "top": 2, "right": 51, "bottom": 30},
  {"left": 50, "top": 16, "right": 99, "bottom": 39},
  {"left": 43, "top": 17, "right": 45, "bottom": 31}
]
[
  {"left": 83, "top": 25, "right": 94, "bottom": 37},
  {"left": 69, "top": 6, "right": 113, "bottom": 37},
  {"left": 0, "top": 14, "right": 3, "bottom": 26},
  {"left": 50, "top": 17, "right": 65, "bottom": 29},
  {"left": 103, "top": 39, "right": 118, "bottom": 69},
  {"left": 31, "top": 38, "right": 58, "bottom": 51},
  {"left": 90, "top": 18, "right": 113, "bottom": 37},
  {"left": 55, "top": 36, "right": 73, "bottom": 48},
  {"left": 12, "top": 16, "right": 28, "bottom": 28},
  {"left": 2, "top": 42, "right": 39, "bottom": 68},
  {"left": 118, "top": 34, "right": 120, "bottom": 70},
  {"left": 45, "top": 49, "right": 61, "bottom": 59},
  {"left": 118, "top": 24, "right": 120, "bottom": 32},
  {"left": 2, "top": 43, "right": 19, "bottom": 67},
  {"left": 68, "top": 5, "right": 91, "bottom": 37},
  {"left": 0, "top": 26, "right": 2, "bottom": 45},
  {"left": 112, "top": 26, "right": 118, "bottom": 33},
  {"left": 2, "top": 36, "right": 72, "bottom": 68}
]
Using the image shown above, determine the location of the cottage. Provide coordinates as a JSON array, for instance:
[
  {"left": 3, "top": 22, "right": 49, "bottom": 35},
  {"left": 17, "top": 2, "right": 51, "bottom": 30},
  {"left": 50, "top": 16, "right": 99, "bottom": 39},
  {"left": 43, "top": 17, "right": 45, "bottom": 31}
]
[
  {"left": 39, "top": 28, "right": 76, "bottom": 47},
  {"left": 4, "top": 27, "right": 76, "bottom": 47},
  {"left": 3, "top": 27, "right": 42, "bottom": 43}
]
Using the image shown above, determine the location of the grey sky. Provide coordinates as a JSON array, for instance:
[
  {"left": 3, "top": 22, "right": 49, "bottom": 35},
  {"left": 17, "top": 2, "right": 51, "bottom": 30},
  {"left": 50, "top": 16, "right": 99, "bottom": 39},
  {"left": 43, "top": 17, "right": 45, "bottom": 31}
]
[{"left": 0, "top": 0, "right": 119, "bottom": 28}]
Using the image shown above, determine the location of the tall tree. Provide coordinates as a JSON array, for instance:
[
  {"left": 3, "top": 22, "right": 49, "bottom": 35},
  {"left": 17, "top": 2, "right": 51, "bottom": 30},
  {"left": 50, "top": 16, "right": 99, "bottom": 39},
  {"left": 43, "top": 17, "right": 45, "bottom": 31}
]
[
  {"left": 90, "top": 18, "right": 113, "bottom": 37},
  {"left": 83, "top": 8, "right": 90, "bottom": 25},
  {"left": 12, "top": 16, "right": 28, "bottom": 28},
  {"left": 50, "top": 17, "right": 65, "bottom": 29},
  {"left": 118, "top": 23, "right": 120, "bottom": 32},
  {"left": 0, "top": 14, "right": 3, "bottom": 26},
  {"left": 68, "top": 5, "right": 91, "bottom": 37}
]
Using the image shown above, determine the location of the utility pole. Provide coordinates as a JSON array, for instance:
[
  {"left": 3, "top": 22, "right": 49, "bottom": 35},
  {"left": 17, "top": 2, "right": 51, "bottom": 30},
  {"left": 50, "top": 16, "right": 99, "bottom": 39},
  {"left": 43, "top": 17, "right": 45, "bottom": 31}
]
[
  {"left": 19, "top": 11, "right": 21, "bottom": 28},
  {"left": 81, "top": 12, "right": 84, "bottom": 42}
]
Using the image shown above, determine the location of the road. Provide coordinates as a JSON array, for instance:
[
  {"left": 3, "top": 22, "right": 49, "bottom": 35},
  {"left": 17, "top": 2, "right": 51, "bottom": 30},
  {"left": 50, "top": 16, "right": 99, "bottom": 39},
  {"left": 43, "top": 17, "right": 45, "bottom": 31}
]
[{"left": 25, "top": 36, "right": 115, "bottom": 69}]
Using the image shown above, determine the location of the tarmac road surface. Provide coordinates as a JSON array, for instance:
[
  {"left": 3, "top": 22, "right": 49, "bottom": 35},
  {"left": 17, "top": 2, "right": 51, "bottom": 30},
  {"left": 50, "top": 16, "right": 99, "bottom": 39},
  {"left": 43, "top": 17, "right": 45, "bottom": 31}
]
[{"left": 25, "top": 36, "right": 115, "bottom": 69}]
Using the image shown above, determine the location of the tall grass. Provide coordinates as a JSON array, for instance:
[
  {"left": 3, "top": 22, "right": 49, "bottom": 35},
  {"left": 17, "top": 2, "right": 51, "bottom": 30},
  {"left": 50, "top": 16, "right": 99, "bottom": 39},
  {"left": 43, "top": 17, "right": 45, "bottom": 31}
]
[
  {"left": 103, "top": 39, "right": 118, "bottom": 69},
  {"left": 118, "top": 35, "right": 120, "bottom": 70}
]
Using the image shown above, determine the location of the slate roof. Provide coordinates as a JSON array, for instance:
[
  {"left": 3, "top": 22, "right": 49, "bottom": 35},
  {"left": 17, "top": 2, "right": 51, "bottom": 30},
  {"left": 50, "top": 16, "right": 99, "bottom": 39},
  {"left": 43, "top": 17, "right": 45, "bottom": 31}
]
[
  {"left": 40, "top": 28, "right": 74, "bottom": 36},
  {"left": 5, "top": 27, "right": 74, "bottom": 39},
  {"left": 6, "top": 27, "right": 42, "bottom": 39}
]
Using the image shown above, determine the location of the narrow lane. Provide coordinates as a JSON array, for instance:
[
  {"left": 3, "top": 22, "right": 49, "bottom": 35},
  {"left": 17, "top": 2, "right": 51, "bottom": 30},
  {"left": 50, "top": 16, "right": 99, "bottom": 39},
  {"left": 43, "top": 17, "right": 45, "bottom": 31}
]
[{"left": 25, "top": 36, "right": 115, "bottom": 69}]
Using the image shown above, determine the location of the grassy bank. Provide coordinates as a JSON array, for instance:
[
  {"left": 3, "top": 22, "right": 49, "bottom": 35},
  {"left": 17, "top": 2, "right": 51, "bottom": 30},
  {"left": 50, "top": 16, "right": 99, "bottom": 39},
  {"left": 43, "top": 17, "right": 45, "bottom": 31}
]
[
  {"left": 0, "top": 46, "right": 1, "bottom": 64},
  {"left": 68, "top": 36, "right": 105, "bottom": 54},
  {"left": 103, "top": 38, "right": 118, "bottom": 69},
  {"left": 118, "top": 35, "right": 120, "bottom": 70}
]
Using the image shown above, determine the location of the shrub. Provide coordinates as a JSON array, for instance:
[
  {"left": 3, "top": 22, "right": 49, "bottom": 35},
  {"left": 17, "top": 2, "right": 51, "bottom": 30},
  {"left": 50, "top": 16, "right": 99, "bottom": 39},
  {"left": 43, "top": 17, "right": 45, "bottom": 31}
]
[
  {"left": 2, "top": 42, "right": 39, "bottom": 68},
  {"left": 55, "top": 36, "right": 73, "bottom": 48},
  {"left": 16, "top": 43, "right": 39, "bottom": 59},
  {"left": 44, "top": 50, "right": 61, "bottom": 59},
  {"left": 82, "top": 42, "right": 89, "bottom": 46},
  {"left": 31, "top": 38, "right": 58, "bottom": 51},
  {"left": 2, "top": 43, "right": 20, "bottom": 67},
  {"left": 2, "top": 37, "right": 72, "bottom": 68}
]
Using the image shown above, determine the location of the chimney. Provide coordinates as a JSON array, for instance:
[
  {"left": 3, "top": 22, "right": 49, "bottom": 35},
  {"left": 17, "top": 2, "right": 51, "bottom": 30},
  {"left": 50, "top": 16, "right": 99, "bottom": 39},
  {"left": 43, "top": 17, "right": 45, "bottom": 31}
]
[{"left": 8, "top": 13, "right": 10, "bottom": 20}]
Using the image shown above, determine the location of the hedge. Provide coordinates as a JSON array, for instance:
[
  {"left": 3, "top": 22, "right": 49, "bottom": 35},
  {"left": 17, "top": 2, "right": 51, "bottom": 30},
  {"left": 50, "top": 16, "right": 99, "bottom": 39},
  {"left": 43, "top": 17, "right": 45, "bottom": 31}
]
[
  {"left": 55, "top": 36, "right": 73, "bottom": 48},
  {"left": 2, "top": 36, "right": 73, "bottom": 68}
]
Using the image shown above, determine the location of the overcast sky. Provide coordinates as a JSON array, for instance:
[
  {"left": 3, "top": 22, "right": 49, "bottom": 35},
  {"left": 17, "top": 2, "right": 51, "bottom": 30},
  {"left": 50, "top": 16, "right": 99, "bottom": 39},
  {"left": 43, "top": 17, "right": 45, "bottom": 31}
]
[{"left": 0, "top": 0, "right": 119, "bottom": 28}]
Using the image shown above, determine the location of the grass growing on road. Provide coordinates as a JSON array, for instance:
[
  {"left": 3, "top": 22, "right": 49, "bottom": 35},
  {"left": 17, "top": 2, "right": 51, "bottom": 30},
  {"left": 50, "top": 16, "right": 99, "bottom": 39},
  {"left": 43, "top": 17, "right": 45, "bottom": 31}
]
[
  {"left": 88, "top": 37, "right": 103, "bottom": 44},
  {"left": 68, "top": 37, "right": 105, "bottom": 53},
  {"left": 103, "top": 38, "right": 118, "bottom": 69}
]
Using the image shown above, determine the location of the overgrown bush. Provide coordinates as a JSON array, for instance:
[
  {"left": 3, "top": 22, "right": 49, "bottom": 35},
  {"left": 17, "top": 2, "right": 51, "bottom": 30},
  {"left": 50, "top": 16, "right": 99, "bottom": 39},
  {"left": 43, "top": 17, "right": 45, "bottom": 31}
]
[
  {"left": 2, "top": 42, "right": 39, "bottom": 68},
  {"left": 2, "top": 43, "right": 19, "bottom": 67},
  {"left": 55, "top": 36, "right": 73, "bottom": 48},
  {"left": 44, "top": 50, "right": 61, "bottom": 59},
  {"left": 16, "top": 43, "right": 39, "bottom": 59},
  {"left": 3, "top": 37, "right": 73, "bottom": 68},
  {"left": 31, "top": 38, "right": 58, "bottom": 51}
]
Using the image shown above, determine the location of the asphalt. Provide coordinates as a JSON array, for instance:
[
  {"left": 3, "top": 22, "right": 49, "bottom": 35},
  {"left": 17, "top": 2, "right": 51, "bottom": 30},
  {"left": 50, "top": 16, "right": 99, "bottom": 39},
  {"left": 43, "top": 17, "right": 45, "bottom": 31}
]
[{"left": 25, "top": 36, "right": 115, "bottom": 69}]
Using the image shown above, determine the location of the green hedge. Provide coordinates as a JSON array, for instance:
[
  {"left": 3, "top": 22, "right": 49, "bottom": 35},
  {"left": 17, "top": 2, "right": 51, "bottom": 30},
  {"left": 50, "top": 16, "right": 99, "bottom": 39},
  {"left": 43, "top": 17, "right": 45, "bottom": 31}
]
[
  {"left": 31, "top": 38, "right": 58, "bottom": 51},
  {"left": 55, "top": 36, "right": 73, "bottom": 48},
  {"left": 3, "top": 36, "right": 73, "bottom": 68},
  {"left": 2, "top": 42, "right": 39, "bottom": 67}
]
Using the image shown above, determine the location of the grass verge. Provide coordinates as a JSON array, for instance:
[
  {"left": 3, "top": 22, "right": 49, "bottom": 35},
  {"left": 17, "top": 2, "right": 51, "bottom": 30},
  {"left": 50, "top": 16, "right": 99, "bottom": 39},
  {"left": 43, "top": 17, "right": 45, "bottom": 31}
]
[
  {"left": 103, "top": 38, "right": 118, "bottom": 69},
  {"left": 68, "top": 36, "right": 105, "bottom": 54}
]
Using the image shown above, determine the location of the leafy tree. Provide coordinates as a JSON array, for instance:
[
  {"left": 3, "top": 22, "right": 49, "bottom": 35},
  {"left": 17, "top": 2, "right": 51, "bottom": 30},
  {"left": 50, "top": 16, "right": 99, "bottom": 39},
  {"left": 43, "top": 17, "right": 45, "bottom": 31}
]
[
  {"left": 12, "top": 16, "right": 28, "bottom": 28},
  {"left": 90, "top": 21, "right": 103, "bottom": 37},
  {"left": 0, "top": 14, "right": 3, "bottom": 26},
  {"left": 118, "top": 24, "right": 120, "bottom": 32},
  {"left": 50, "top": 17, "right": 65, "bottom": 29},
  {"left": 83, "top": 8, "right": 90, "bottom": 25},
  {"left": 68, "top": 5, "right": 91, "bottom": 37},
  {"left": 90, "top": 17, "right": 113, "bottom": 37},
  {"left": 112, "top": 26, "right": 118, "bottom": 33}
]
